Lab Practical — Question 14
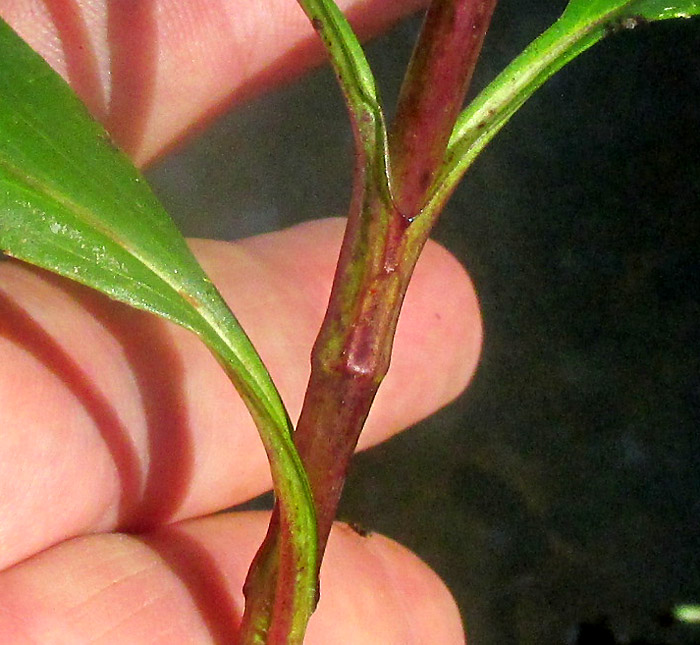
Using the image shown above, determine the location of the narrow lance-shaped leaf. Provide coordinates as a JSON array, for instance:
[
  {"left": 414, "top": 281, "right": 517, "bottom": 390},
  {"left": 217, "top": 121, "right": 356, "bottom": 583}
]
[
  {"left": 0, "top": 15, "right": 317, "bottom": 629},
  {"left": 418, "top": 0, "right": 700, "bottom": 222}
]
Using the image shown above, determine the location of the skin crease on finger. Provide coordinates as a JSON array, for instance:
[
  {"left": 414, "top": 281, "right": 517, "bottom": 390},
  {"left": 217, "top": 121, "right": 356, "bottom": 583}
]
[
  {"left": 0, "top": 0, "right": 427, "bottom": 165},
  {"left": 0, "top": 513, "right": 465, "bottom": 643}
]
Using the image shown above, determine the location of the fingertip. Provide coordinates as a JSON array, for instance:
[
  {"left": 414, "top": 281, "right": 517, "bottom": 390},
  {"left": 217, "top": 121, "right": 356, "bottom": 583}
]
[
  {"left": 409, "top": 236, "right": 483, "bottom": 398},
  {"left": 306, "top": 522, "right": 466, "bottom": 644}
]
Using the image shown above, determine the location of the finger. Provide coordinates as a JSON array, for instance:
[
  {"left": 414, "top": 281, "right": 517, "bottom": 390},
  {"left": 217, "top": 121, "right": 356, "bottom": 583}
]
[
  {"left": 0, "top": 511, "right": 465, "bottom": 644},
  {"left": 0, "top": 218, "right": 481, "bottom": 569},
  {"left": 0, "top": 0, "right": 426, "bottom": 164}
]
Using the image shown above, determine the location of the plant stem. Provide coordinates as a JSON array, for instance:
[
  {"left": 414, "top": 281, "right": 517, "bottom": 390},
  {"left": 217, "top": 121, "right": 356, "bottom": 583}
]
[
  {"left": 240, "top": 1, "right": 497, "bottom": 641},
  {"left": 390, "top": 0, "right": 497, "bottom": 221},
  {"left": 293, "top": 203, "right": 411, "bottom": 554}
]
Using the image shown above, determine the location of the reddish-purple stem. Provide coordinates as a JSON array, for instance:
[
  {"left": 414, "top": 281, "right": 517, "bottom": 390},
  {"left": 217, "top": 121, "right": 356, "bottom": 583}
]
[
  {"left": 390, "top": 0, "right": 498, "bottom": 219},
  {"left": 239, "top": 2, "right": 497, "bottom": 641}
]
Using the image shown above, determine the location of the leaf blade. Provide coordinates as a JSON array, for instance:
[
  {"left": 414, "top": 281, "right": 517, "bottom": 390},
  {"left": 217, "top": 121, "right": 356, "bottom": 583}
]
[{"left": 0, "top": 15, "right": 317, "bottom": 632}]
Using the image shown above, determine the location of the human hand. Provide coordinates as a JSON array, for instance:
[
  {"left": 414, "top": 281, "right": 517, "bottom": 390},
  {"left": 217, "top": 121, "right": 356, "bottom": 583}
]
[{"left": 0, "top": 2, "right": 482, "bottom": 642}]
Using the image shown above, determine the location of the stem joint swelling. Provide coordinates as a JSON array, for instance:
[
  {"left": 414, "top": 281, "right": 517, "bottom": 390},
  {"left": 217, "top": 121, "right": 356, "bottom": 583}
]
[{"left": 315, "top": 272, "right": 403, "bottom": 384}]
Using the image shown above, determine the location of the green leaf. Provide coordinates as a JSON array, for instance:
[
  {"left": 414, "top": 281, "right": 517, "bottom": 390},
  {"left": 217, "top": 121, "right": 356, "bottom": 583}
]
[
  {"left": 423, "top": 0, "right": 699, "bottom": 217},
  {"left": 563, "top": 0, "right": 699, "bottom": 23},
  {"left": 0, "top": 15, "right": 316, "bottom": 629}
]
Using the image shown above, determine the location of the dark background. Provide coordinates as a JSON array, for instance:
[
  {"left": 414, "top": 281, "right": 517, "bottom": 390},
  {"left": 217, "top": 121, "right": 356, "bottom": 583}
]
[{"left": 146, "top": 3, "right": 700, "bottom": 644}]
